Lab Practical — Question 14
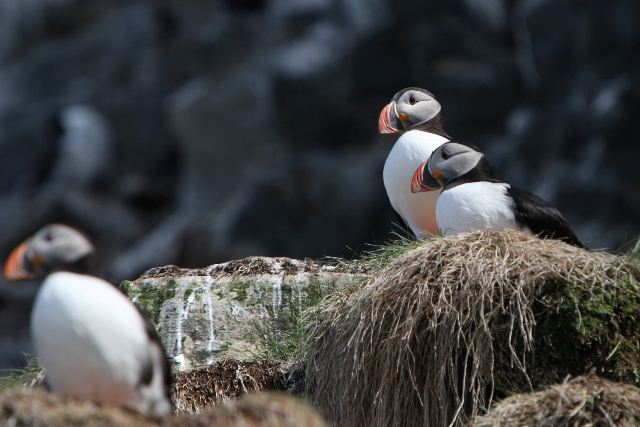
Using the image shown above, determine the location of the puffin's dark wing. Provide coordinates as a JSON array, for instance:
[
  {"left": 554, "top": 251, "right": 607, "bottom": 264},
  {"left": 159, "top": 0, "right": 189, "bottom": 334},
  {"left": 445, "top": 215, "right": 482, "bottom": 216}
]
[{"left": 507, "top": 187, "right": 586, "bottom": 248}]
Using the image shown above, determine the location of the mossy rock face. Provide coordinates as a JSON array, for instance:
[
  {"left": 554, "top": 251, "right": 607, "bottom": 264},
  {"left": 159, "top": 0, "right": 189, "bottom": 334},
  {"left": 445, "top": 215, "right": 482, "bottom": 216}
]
[
  {"left": 121, "top": 257, "right": 369, "bottom": 371},
  {"left": 496, "top": 274, "right": 640, "bottom": 393}
]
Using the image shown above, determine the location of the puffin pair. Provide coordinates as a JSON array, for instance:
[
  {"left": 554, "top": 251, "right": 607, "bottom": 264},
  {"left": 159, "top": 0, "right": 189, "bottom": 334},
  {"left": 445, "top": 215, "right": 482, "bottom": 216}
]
[
  {"left": 3, "top": 224, "right": 173, "bottom": 415},
  {"left": 380, "top": 88, "right": 584, "bottom": 247}
]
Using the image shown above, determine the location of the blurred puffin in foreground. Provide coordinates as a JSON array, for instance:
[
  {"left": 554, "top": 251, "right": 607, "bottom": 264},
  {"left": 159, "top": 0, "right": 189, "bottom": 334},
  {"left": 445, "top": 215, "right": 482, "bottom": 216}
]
[
  {"left": 411, "top": 142, "right": 585, "bottom": 248},
  {"left": 3, "top": 224, "right": 173, "bottom": 415},
  {"left": 379, "top": 87, "right": 451, "bottom": 237}
]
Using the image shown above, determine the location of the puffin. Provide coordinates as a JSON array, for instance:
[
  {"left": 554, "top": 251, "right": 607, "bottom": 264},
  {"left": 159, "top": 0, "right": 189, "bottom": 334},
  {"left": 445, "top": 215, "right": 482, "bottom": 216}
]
[
  {"left": 411, "top": 142, "right": 585, "bottom": 247},
  {"left": 3, "top": 224, "right": 173, "bottom": 415},
  {"left": 379, "top": 87, "right": 452, "bottom": 237}
]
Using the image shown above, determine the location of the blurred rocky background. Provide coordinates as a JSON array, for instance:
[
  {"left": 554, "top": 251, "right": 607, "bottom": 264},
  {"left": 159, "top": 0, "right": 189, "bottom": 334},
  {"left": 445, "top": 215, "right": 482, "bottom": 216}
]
[{"left": 0, "top": 0, "right": 639, "bottom": 369}]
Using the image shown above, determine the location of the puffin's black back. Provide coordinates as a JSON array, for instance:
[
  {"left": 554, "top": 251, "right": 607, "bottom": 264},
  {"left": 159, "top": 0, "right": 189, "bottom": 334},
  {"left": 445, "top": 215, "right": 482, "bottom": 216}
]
[{"left": 507, "top": 187, "right": 586, "bottom": 248}]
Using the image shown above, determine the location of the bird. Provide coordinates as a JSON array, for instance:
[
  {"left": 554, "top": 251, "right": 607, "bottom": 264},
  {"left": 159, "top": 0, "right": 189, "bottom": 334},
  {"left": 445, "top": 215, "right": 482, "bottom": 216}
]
[
  {"left": 411, "top": 142, "right": 585, "bottom": 247},
  {"left": 378, "top": 87, "right": 452, "bottom": 237},
  {"left": 3, "top": 224, "right": 173, "bottom": 415}
]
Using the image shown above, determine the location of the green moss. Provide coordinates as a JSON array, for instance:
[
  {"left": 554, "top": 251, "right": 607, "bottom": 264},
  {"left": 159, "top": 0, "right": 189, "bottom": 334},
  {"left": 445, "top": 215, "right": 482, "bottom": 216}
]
[
  {"left": 495, "top": 274, "right": 640, "bottom": 394},
  {"left": 134, "top": 279, "right": 178, "bottom": 324},
  {"left": 219, "top": 280, "right": 253, "bottom": 302},
  {"left": 231, "top": 281, "right": 250, "bottom": 302},
  {"left": 120, "top": 280, "right": 133, "bottom": 296}
]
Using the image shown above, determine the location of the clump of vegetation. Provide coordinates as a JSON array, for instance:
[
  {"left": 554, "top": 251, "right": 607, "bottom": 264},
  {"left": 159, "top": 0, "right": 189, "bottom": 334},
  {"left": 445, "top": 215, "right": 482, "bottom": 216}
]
[
  {"left": 0, "top": 355, "right": 45, "bottom": 390},
  {"left": 171, "top": 359, "right": 291, "bottom": 413},
  {"left": 254, "top": 277, "right": 343, "bottom": 361},
  {"left": 0, "top": 385, "right": 328, "bottom": 427},
  {"left": 496, "top": 273, "right": 640, "bottom": 393},
  {"left": 470, "top": 375, "right": 640, "bottom": 427},
  {"left": 329, "top": 228, "right": 425, "bottom": 274},
  {"left": 306, "top": 229, "right": 640, "bottom": 427}
]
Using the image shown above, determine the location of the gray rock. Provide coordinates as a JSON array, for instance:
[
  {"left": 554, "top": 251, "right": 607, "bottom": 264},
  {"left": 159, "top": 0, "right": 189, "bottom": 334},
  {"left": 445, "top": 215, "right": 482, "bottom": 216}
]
[{"left": 122, "top": 257, "right": 369, "bottom": 371}]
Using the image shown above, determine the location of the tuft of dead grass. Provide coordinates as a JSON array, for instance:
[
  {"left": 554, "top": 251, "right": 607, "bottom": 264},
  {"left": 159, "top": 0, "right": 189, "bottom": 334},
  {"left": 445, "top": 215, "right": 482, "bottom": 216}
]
[
  {"left": 0, "top": 388, "right": 326, "bottom": 427},
  {"left": 470, "top": 374, "right": 640, "bottom": 427},
  {"left": 0, "top": 387, "right": 158, "bottom": 427},
  {"left": 168, "top": 393, "right": 327, "bottom": 427},
  {"left": 306, "top": 229, "right": 639, "bottom": 427},
  {"left": 171, "top": 359, "right": 292, "bottom": 413}
]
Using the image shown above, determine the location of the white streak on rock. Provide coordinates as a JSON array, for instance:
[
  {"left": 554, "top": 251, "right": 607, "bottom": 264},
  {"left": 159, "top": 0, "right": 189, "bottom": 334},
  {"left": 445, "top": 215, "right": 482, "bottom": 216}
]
[
  {"left": 205, "top": 286, "right": 215, "bottom": 364},
  {"left": 173, "top": 292, "right": 195, "bottom": 370},
  {"left": 272, "top": 273, "right": 284, "bottom": 320}
]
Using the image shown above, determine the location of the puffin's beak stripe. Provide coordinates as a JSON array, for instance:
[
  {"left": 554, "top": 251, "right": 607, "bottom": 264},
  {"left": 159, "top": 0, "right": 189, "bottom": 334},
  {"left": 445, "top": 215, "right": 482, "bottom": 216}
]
[
  {"left": 411, "top": 161, "right": 429, "bottom": 193},
  {"left": 411, "top": 160, "right": 443, "bottom": 193},
  {"left": 378, "top": 102, "right": 400, "bottom": 134},
  {"left": 3, "top": 241, "right": 29, "bottom": 281}
]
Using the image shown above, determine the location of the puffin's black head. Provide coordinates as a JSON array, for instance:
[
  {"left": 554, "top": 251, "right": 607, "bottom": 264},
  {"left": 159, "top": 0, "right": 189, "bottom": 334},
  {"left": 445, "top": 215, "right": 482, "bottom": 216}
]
[
  {"left": 3, "top": 224, "right": 94, "bottom": 281},
  {"left": 378, "top": 87, "right": 443, "bottom": 134},
  {"left": 411, "top": 142, "right": 488, "bottom": 193}
]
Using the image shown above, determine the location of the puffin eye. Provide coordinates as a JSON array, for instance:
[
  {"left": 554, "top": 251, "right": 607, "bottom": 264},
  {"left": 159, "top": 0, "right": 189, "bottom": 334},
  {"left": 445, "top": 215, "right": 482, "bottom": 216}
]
[
  {"left": 409, "top": 96, "right": 416, "bottom": 105},
  {"left": 441, "top": 150, "right": 451, "bottom": 160}
]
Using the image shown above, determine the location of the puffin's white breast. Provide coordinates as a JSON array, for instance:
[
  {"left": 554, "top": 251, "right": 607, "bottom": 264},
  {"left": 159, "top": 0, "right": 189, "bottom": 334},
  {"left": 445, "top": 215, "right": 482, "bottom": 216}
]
[
  {"left": 383, "top": 130, "right": 448, "bottom": 236},
  {"left": 436, "top": 182, "right": 532, "bottom": 236},
  {"left": 31, "top": 272, "right": 155, "bottom": 408}
]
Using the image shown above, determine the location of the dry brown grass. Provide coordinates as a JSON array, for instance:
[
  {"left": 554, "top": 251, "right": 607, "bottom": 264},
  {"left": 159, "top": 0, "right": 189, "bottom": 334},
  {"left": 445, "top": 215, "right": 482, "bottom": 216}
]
[
  {"left": 168, "top": 393, "right": 327, "bottom": 427},
  {"left": 171, "top": 359, "right": 291, "bottom": 413},
  {"left": 0, "top": 387, "right": 159, "bottom": 427},
  {"left": 470, "top": 374, "right": 640, "bottom": 427},
  {"left": 0, "top": 388, "right": 326, "bottom": 427},
  {"left": 305, "top": 229, "right": 637, "bottom": 427}
]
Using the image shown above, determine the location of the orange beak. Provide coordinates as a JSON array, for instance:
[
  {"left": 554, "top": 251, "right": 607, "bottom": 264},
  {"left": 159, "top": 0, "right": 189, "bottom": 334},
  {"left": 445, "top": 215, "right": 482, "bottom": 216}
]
[
  {"left": 411, "top": 160, "right": 442, "bottom": 193},
  {"left": 3, "top": 241, "right": 30, "bottom": 281},
  {"left": 378, "top": 102, "right": 400, "bottom": 134},
  {"left": 411, "top": 161, "right": 430, "bottom": 193}
]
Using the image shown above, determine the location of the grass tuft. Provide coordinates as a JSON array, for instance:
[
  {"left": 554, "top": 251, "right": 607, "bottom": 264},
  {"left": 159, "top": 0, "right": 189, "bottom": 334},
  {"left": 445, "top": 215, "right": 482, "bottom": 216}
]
[
  {"left": 470, "top": 375, "right": 640, "bottom": 427},
  {"left": 628, "top": 236, "right": 640, "bottom": 260},
  {"left": 0, "top": 355, "right": 45, "bottom": 390},
  {"left": 306, "top": 229, "right": 640, "bottom": 427},
  {"left": 327, "top": 226, "right": 425, "bottom": 274},
  {"left": 254, "top": 278, "right": 337, "bottom": 361},
  {"left": 171, "top": 359, "right": 291, "bottom": 413}
]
